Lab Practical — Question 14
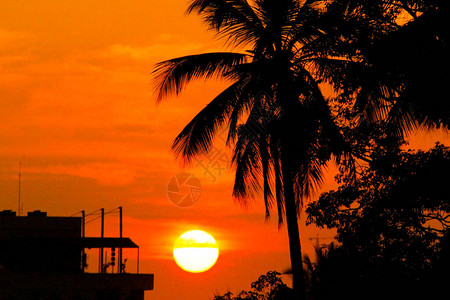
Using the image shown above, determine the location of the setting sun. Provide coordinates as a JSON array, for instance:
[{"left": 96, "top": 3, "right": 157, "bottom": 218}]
[{"left": 173, "top": 230, "right": 219, "bottom": 273}]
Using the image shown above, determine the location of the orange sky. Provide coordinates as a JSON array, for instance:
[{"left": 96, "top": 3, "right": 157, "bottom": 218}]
[{"left": 0, "top": 1, "right": 448, "bottom": 299}]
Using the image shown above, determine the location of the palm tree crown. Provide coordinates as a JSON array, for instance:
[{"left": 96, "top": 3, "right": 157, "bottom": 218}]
[
  {"left": 154, "top": 0, "right": 349, "bottom": 218},
  {"left": 152, "top": 0, "right": 378, "bottom": 297}
]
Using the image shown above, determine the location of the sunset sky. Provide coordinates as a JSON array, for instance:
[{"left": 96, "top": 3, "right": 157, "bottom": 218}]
[{"left": 0, "top": 1, "right": 448, "bottom": 299}]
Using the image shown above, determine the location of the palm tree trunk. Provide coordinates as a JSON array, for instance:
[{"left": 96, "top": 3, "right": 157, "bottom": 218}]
[
  {"left": 277, "top": 77, "right": 307, "bottom": 299},
  {"left": 282, "top": 158, "right": 307, "bottom": 299}
]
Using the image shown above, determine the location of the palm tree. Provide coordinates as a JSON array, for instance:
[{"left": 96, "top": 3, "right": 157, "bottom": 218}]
[{"left": 153, "top": 1, "right": 352, "bottom": 298}]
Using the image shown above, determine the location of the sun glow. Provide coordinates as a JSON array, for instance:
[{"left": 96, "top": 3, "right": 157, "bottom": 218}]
[{"left": 173, "top": 230, "right": 219, "bottom": 273}]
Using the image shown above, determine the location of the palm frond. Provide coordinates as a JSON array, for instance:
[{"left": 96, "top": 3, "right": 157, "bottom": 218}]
[
  {"left": 353, "top": 87, "right": 392, "bottom": 125},
  {"left": 187, "top": 0, "right": 264, "bottom": 47},
  {"left": 385, "top": 99, "right": 419, "bottom": 137},
  {"left": 153, "top": 52, "right": 248, "bottom": 101},
  {"left": 171, "top": 80, "right": 245, "bottom": 164},
  {"left": 225, "top": 63, "right": 275, "bottom": 145},
  {"left": 232, "top": 124, "right": 263, "bottom": 202},
  {"left": 260, "top": 134, "right": 273, "bottom": 220},
  {"left": 284, "top": 0, "right": 326, "bottom": 51},
  {"left": 232, "top": 94, "right": 280, "bottom": 201},
  {"left": 294, "top": 152, "right": 326, "bottom": 205},
  {"left": 253, "top": 0, "right": 293, "bottom": 49}
]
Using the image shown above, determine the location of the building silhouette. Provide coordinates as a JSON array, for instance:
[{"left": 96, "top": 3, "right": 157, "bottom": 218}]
[{"left": 0, "top": 209, "right": 153, "bottom": 300}]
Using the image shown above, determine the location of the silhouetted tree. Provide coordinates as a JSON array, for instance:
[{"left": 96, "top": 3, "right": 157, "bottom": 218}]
[
  {"left": 306, "top": 139, "right": 450, "bottom": 299},
  {"left": 214, "top": 271, "right": 292, "bottom": 300},
  {"left": 304, "top": 233, "right": 450, "bottom": 300},
  {"left": 153, "top": 1, "right": 358, "bottom": 298},
  {"left": 319, "top": 0, "right": 449, "bottom": 134}
]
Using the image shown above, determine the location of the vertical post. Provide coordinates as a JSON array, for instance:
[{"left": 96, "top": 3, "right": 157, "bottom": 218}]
[
  {"left": 100, "top": 208, "right": 104, "bottom": 273},
  {"left": 137, "top": 246, "right": 140, "bottom": 274},
  {"left": 18, "top": 161, "right": 21, "bottom": 216},
  {"left": 119, "top": 206, "right": 123, "bottom": 274},
  {"left": 81, "top": 210, "right": 86, "bottom": 272},
  {"left": 82, "top": 210, "right": 86, "bottom": 238}
]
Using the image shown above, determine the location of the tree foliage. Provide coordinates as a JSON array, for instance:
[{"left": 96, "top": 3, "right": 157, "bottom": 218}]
[
  {"left": 214, "top": 271, "right": 292, "bottom": 300},
  {"left": 326, "top": 0, "right": 449, "bottom": 133},
  {"left": 305, "top": 138, "right": 450, "bottom": 298}
]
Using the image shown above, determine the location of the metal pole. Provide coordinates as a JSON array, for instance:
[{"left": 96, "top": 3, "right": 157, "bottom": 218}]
[
  {"left": 137, "top": 246, "right": 140, "bottom": 274},
  {"left": 18, "top": 161, "right": 21, "bottom": 216},
  {"left": 81, "top": 210, "right": 85, "bottom": 272},
  {"left": 100, "top": 208, "right": 104, "bottom": 273},
  {"left": 119, "top": 206, "right": 123, "bottom": 274},
  {"left": 82, "top": 210, "right": 86, "bottom": 238}
]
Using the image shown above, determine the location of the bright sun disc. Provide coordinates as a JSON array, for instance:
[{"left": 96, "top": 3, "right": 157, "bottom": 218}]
[{"left": 173, "top": 230, "right": 219, "bottom": 273}]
